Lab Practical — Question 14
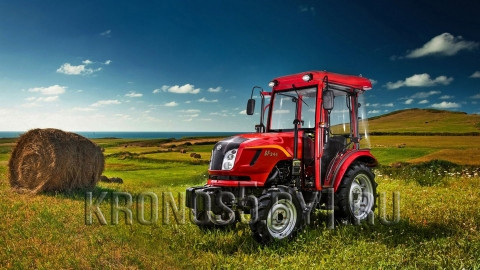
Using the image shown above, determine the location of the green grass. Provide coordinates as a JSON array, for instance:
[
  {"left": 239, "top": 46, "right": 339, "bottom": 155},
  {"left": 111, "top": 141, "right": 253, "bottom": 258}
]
[{"left": 1, "top": 137, "right": 480, "bottom": 269}]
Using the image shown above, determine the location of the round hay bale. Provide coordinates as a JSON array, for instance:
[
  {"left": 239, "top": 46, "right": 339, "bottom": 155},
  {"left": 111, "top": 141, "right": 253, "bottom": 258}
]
[
  {"left": 190, "top": 152, "right": 196, "bottom": 157},
  {"left": 8, "top": 128, "right": 104, "bottom": 194},
  {"left": 193, "top": 154, "right": 201, "bottom": 159}
]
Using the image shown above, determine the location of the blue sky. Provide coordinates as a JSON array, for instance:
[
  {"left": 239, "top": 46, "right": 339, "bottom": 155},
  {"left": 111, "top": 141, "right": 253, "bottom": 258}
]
[{"left": 0, "top": 0, "right": 479, "bottom": 132}]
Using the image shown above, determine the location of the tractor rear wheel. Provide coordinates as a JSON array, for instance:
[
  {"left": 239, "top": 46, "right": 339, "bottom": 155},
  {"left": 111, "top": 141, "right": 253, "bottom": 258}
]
[
  {"left": 335, "top": 162, "right": 377, "bottom": 224},
  {"left": 250, "top": 187, "right": 303, "bottom": 244}
]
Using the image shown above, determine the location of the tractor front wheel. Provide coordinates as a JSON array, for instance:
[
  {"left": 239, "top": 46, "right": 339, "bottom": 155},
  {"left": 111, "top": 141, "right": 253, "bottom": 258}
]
[{"left": 250, "top": 187, "right": 303, "bottom": 244}]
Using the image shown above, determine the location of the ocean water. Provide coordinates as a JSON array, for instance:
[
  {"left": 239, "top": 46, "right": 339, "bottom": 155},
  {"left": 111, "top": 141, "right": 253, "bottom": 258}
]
[{"left": 0, "top": 131, "right": 247, "bottom": 139}]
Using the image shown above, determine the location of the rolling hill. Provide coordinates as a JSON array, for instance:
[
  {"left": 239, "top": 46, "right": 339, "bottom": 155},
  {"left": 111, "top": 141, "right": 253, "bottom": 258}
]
[{"left": 367, "top": 108, "right": 480, "bottom": 135}]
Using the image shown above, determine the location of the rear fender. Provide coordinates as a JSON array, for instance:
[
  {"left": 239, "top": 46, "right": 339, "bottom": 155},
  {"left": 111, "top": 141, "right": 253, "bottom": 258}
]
[{"left": 324, "top": 150, "right": 377, "bottom": 192}]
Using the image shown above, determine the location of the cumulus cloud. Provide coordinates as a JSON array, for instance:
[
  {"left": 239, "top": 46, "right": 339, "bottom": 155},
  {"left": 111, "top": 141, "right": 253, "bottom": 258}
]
[
  {"left": 198, "top": 97, "right": 218, "bottom": 103},
  {"left": 152, "top": 89, "right": 161, "bottom": 94},
  {"left": 161, "top": 84, "right": 200, "bottom": 94},
  {"left": 406, "top": 33, "right": 479, "bottom": 58},
  {"left": 104, "top": 60, "right": 112, "bottom": 65},
  {"left": 207, "top": 87, "right": 222, "bottom": 93},
  {"left": 404, "top": 99, "right": 414, "bottom": 105},
  {"left": 368, "top": 110, "right": 381, "bottom": 114},
  {"left": 431, "top": 101, "right": 460, "bottom": 109},
  {"left": 28, "top": 85, "right": 66, "bottom": 95},
  {"left": 91, "top": 99, "right": 121, "bottom": 107},
  {"left": 439, "top": 95, "right": 454, "bottom": 100},
  {"left": 385, "top": 73, "right": 453, "bottom": 89},
  {"left": 239, "top": 110, "right": 246, "bottom": 115},
  {"left": 418, "top": 99, "right": 429, "bottom": 104},
  {"left": 125, "top": 91, "right": 143, "bottom": 98},
  {"left": 471, "top": 93, "right": 480, "bottom": 99},
  {"left": 164, "top": 101, "right": 178, "bottom": 107},
  {"left": 57, "top": 61, "right": 102, "bottom": 76},
  {"left": 470, "top": 71, "right": 480, "bottom": 78}
]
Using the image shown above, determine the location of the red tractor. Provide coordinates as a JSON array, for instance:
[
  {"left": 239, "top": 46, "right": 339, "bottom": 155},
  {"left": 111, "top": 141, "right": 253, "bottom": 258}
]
[{"left": 186, "top": 71, "right": 377, "bottom": 243}]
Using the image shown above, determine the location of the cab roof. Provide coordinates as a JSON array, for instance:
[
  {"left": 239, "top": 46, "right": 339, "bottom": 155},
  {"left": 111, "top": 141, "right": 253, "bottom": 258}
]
[{"left": 271, "top": 71, "right": 372, "bottom": 91}]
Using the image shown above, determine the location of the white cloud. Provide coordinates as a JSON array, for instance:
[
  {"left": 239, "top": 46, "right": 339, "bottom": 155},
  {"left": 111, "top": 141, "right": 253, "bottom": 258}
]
[
  {"left": 385, "top": 73, "right": 453, "bottom": 89},
  {"left": 39, "top": 96, "right": 59, "bottom": 102},
  {"left": 410, "top": 90, "right": 441, "bottom": 99},
  {"left": 28, "top": 85, "right": 66, "bottom": 95},
  {"left": 418, "top": 99, "right": 429, "bottom": 104},
  {"left": 125, "top": 91, "right": 143, "bottom": 98},
  {"left": 56, "top": 61, "right": 102, "bottom": 75},
  {"left": 404, "top": 99, "right": 414, "bottom": 105},
  {"left": 198, "top": 97, "right": 218, "bottom": 103},
  {"left": 185, "top": 101, "right": 191, "bottom": 104},
  {"left": 100, "top": 29, "right": 111, "bottom": 37},
  {"left": 369, "top": 79, "right": 378, "bottom": 85},
  {"left": 382, "top": 103, "right": 394, "bottom": 107},
  {"left": 299, "top": 5, "right": 315, "bottom": 15},
  {"left": 406, "top": 33, "right": 479, "bottom": 58},
  {"left": 104, "top": 60, "right": 112, "bottom": 65},
  {"left": 470, "top": 71, "right": 480, "bottom": 78},
  {"left": 164, "top": 101, "right": 178, "bottom": 107},
  {"left": 208, "top": 87, "right": 222, "bottom": 93},
  {"left": 239, "top": 110, "right": 246, "bottom": 115},
  {"left": 162, "top": 84, "right": 200, "bottom": 94},
  {"left": 471, "top": 93, "right": 480, "bottom": 99},
  {"left": 368, "top": 110, "right": 381, "bottom": 114},
  {"left": 431, "top": 101, "right": 460, "bottom": 109},
  {"left": 177, "top": 109, "right": 201, "bottom": 113},
  {"left": 152, "top": 89, "right": 161, "bottom": 94},
  {"left": 91, "top": 99, "right": 121, "bottom": 107},
  {"left": 439, "top": 95, "right": 453, "bottom": 100},
  {"left": 72, "top": 107, "right": 97, "bottom": 112}
]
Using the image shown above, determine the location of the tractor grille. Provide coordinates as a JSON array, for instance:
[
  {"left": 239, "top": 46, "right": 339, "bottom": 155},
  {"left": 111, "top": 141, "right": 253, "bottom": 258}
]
[{"left": 209, "top": 136, "right": 248, "bottom": 170}]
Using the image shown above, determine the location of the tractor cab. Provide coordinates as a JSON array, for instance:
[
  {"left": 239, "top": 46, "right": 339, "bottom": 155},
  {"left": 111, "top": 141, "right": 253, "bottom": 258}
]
[{"left": 186, "top": 71, "right": 377, "bottom": 243}]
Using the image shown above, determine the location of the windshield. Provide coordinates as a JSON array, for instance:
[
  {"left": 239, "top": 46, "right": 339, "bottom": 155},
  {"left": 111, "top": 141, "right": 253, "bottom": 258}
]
[{"left": 269, "top": 87, "right": 317, "bottom": 131}]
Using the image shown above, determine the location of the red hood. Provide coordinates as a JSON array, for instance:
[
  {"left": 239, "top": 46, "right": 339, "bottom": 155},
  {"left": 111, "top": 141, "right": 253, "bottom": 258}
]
[{"left": 236, "top": 131, "right": 300, "bottom": 157}]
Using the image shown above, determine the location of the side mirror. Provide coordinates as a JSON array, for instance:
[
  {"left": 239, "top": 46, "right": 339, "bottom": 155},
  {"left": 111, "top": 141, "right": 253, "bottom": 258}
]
[
  {"left": 246, "top": 99, "right": 255, "bottom": 115},
  {"left": 323, "top": 90, "right": 334, "bottom": 110}
]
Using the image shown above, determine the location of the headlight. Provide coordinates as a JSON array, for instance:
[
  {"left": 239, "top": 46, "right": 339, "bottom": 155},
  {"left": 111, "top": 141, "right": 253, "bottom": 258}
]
[{"left": 222, "top": 149, "right": 238, "bottom": 170}]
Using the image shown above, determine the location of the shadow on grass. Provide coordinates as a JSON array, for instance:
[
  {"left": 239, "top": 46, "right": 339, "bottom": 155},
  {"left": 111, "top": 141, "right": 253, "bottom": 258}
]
[
  {"left": 41, "top": 185, "right": 121, "bottom": 202},
  {"left": 187, "top": 213, "right": 459, "bottom": 255}
]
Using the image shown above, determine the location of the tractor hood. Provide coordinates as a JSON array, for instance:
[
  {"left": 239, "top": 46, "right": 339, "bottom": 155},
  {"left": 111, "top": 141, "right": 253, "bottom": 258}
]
[{"left": 209, "top": 132, "right": 299, "bottom": 171}]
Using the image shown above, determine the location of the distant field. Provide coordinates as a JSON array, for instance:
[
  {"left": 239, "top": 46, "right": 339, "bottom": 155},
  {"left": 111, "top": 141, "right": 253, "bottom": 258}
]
[
  {"left": 368, "top": 109, "right": 480, "bottom": 134},
  {"left": 1, "top": 136, "right": 479, "bottom": 269},
  {"left": 369, "top": 135, "right": 480, "bottom": 166}
]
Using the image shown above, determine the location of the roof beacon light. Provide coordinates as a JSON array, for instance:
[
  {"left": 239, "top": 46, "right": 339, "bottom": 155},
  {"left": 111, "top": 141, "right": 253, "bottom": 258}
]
[
  {"left": 268, "top": 80, "right": 278, "bottom": 88},
  {"left": 302, "top": 73, "right": 313, "bottom": 82}
]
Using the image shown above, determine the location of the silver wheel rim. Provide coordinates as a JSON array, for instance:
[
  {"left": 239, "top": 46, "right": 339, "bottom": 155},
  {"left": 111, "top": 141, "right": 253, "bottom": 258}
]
[
  {"left": 267, "top": 199, "right": 297, "bottom": 239},
  {"left": 349, "top": 173, "right": 374, "bottom": 220}
]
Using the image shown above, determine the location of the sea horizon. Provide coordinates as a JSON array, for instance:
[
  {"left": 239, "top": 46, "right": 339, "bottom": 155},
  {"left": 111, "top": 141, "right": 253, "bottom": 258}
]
[{"left": 0, "top": 131, "right": 248, "bottom": 139}]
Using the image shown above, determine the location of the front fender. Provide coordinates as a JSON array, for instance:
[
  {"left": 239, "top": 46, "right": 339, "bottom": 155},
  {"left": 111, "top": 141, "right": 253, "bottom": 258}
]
[{"left": 324, "top": 149, "right": 377, "bottom": 192}]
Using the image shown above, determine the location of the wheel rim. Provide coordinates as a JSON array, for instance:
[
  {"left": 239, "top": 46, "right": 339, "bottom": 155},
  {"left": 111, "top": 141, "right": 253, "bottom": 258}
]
[
  {"left": 348, "top": 173, "right": 374, "bottom": 220},
  {"left": 266, "top": 199, "right": 297, "bottom": 239}
]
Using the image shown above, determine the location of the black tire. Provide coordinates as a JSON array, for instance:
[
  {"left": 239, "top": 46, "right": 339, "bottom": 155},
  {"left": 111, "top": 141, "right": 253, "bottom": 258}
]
[
  {"left": 335, "top": 162, "right": 377, "bottom": 224},
  {"left": 250, "top": 187, "right": 304, "bottom": 244}
]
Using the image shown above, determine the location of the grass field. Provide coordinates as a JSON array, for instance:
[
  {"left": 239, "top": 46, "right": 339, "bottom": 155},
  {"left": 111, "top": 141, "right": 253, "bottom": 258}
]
[{"left": 1, "top": 136, "right": 479, "bottom": 269}]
